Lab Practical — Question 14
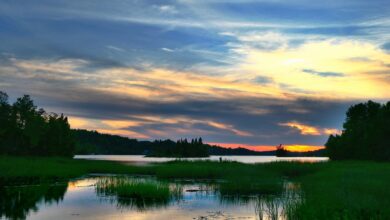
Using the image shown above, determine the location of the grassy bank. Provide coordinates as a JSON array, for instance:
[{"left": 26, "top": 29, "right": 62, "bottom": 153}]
[{"left": 0, "top": 156, "right": 150, "bottom": 185}]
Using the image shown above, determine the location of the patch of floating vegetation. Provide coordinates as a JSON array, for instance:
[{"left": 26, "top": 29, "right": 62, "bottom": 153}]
[{"left": 95, "top": 177, "right": 182, "bottom": 210}]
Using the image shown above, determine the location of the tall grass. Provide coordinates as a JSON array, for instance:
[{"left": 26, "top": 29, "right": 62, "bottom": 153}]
[
  {"left": 95, "top": 177, "right": 182, "bottom": 210},
  {"left": 289, "top": 161, "right": 390, "bottom": 219}
]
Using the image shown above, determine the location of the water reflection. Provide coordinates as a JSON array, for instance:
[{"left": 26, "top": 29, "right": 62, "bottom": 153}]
[
  {"left": 0, "top": 176, "right": 303, "bottom": 220},
  {"left": 219, "top": 182, "right": 302, "bottom": 220},
  {"left": 255, "top": 182, "right": 302, "bottom": 220},
  {"left": 0, "top": 183, "right": 67, "bottom": 220}
]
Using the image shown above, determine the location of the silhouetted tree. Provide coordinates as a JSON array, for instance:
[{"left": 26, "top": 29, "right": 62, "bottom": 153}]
[
  {"left": 326, "top": 100, "right": 390, "bottom": 161},
  {"left": 0, "top": 91, "right": 75, "bottom": 157},
  {"left": 275, "top": 144, "right": 288, "bottom": 157}
]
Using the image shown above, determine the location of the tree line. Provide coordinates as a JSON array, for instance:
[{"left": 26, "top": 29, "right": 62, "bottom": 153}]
[
  {"left": 326, "top": 101, "right": 390, "bottom": 161},
  {"left": 147, "top": 138, "right": 209, "bottom": 157},
  {"left": 0, "top": 91, "right": 74, "bottom": 157}
]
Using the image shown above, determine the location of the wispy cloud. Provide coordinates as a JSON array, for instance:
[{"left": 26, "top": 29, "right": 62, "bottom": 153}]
[
  {"left": 302, "top": 69, "right": 344, "bottom": 77},
  {"left": 161, "top": 47, "right": 175, "bottom": 52}
]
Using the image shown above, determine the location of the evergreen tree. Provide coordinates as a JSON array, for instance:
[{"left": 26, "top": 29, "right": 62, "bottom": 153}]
[{"left": 0, "top": 91, "right": 75, "bottom": 157}]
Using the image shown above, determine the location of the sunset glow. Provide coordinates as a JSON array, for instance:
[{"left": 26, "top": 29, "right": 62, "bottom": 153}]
[
  {"left": 209, "top": 143, "right": 324, "bottom": 153},
  {"left": 1, "top": 1, "right": 389, "bottom": 150}
]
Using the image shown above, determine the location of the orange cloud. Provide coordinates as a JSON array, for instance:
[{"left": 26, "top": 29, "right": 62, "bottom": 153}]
[
  {"left": 323, "top": 128, "right": 342, "bottom": 135},
  {"left": 207, "top": 121, "right": 253, "bottom": 137},
  {"left": 279, "top": 121, "right": 340, "bottom": 136},
  {"left": 279, "top": 121, "right": 321, "bottom": 135}
]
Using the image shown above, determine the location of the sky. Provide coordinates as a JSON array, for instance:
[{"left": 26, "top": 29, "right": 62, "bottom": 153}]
[{"left": 1, "top": 0, "right": 389, "bottom": 152}]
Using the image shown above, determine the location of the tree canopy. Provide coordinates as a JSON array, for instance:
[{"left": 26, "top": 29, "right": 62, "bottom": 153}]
[
  {"left": 0, "top": 91, "right": 75, "bottom": 157},
  {"left": 326, "top": 100, "right": 390, "bottom": 161}
]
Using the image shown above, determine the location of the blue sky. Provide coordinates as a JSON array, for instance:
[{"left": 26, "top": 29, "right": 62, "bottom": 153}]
[{"left": 1, "top": 0, "right": 389, "bottom": 150}]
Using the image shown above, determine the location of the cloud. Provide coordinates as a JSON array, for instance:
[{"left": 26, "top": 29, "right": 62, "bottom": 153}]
[
  {"left": 382, "top": 42, "right": 390, "bottom": 53},
  {"left": 106, "top": 45, "right": 126, "bottom": 52},
  {"left": 0, "top": 56, "right": 364, "bottom": 146},
  {"left": 279, "top": 121, "right": 341, "bottom": 136},
  {"left": 228, "top": 31, "right": 288, "bottom": 51},
  {"left": 279, "top": 121, "right": 322, "bottom": 135},
  {"left": 161, "top": 47, "right": 175, "bottom": 52},
  {"left": 302, "top": 69, "right": 344, "bottom": 77},
  {"left": 1, "top": 0, "right": 389, "bottom": 148},
  {"left": 230, "top": 39, "right": 390, "bottom": 99},
  {"left": 155, "top": 5, "right": 178, "bottom": 14}
]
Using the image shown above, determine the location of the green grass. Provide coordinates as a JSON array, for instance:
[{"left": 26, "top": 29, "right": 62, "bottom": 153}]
[{"left": 290, "top": 161, "right": 390, "bottom": 220}]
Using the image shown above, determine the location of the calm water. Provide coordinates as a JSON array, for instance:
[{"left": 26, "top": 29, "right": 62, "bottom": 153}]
[
  {"left": 74, "top": 155, "right": 328, "bottom": 164},
  {"left": 0, "top": 176, "right": 302, "bottom": 220}
]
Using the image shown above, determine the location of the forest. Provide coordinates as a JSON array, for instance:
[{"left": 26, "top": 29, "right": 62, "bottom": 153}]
[
  {"left": 326, "top": 100, "right": 390, "bottom": 161},
  {"left": 0, "top": 91, "right": 74, "bottom": 157},
  {"left": 0, "top": 91, "right": 270, "bottom": 157},
  {"left": 73, "top": 129, "right": 277, "bottom": 156}
]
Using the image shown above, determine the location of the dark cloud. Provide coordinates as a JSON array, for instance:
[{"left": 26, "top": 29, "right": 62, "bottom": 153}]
[
  {"left": 382, "top": 42, "right": 390, "bottom": 53},
  {"left": 253, "top": 76, "right": 274, "bottom": 85},
  {"left": 302, "top": 69, "right": 345, "bottom": 77},
  {"left": 4, "top": 81, "right": 350, "bottom": 145}
]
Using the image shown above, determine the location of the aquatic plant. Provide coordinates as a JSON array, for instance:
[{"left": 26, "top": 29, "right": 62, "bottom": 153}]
[{"left": 95, "top": 177, "right": 182, "bottom": 210}]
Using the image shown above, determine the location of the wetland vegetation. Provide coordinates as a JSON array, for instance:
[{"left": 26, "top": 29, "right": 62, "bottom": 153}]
[{"left": 1, "top": 157, "right": 390, "bottom": 219}]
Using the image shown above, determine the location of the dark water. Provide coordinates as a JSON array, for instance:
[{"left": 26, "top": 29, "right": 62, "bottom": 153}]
[{"left": 0, "top": 176, "right": 302, "bottom": 220}]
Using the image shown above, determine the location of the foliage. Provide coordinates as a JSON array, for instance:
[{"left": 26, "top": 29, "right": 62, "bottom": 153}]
[
  {"left": 275, "top": 144, "right": 288, "bottom": 157},
  {"left": 326, "top": 100, "right": 390, "bottom": 161},
  {"left": 74, "top": 129, "right": 210, "bottom": 157},
  {"left": 147, "top": 138, "right": 209, "bottom": 157},
  {"left": 0, "top": 91, "right": 74, "bottom": 157}
]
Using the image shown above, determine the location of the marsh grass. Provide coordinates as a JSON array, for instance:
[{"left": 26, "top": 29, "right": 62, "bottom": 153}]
[
  {"left": 95, "top": 177, "right": 182, "bottom": 210},
  {"left": 289, "top": 161, "right": 390, "bottom": 220}
]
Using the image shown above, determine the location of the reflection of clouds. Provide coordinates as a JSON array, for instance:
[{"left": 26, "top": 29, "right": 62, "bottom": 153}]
[{"left": 67, "top": 178, "right": 96, "bottom": 191}]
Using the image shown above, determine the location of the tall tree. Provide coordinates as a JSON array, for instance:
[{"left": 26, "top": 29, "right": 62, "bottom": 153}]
[
  {"left": 326, "top": 100, "right": 390, "bottom": 161},
  {"left": 0, "top": 91, "right": 75, "bottom": 157}
]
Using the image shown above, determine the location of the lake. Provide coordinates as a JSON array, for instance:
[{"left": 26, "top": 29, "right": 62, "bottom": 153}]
[
  {"left": 0, "top": 175, "right": 302, "bottom": 220},
  {"left": 74, "top": 155, "right": 328, "bottom": 164},
  {"left": 0, "top": 156, "right": 327, "bottom": 220}
]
